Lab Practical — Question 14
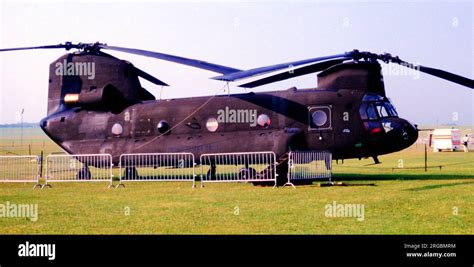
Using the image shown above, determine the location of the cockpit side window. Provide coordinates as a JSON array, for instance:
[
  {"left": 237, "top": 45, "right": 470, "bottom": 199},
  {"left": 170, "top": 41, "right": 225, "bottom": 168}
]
[{"left": 359, "top": 103, "right": 378, "bottom": 120}]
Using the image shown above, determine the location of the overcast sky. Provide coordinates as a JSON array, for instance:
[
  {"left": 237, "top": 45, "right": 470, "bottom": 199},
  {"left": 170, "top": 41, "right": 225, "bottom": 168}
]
[{"left": 0, "top": 0, "right": 472, "bottom": 126}]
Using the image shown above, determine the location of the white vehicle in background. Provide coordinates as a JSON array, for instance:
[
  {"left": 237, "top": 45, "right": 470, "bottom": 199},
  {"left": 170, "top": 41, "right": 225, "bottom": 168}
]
[{"left": 429, "top": 129, "right": 461, "bottom": 152}]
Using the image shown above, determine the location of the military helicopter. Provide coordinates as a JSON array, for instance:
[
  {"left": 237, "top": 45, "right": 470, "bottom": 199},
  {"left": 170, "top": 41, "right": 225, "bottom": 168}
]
[{"left": 0, "top": 42, "right": 472, "bottom": 184}]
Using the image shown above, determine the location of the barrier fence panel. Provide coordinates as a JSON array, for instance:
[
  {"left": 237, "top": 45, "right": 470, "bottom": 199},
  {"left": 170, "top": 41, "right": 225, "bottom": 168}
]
[
  {"left": 200, "top": 151, "right": 277, "bottom": 186},
  {"left": 286, "top": 151, "right": 332, "bottom": 187},
  {"left": 0, "top": 156, "right": 40, "bottom": 186},
  {"left": 45, "top": 154, "right": 113, "bottom": 187},
  {"left": 118, "top": 153, "right": 196, "bottom": 187}
]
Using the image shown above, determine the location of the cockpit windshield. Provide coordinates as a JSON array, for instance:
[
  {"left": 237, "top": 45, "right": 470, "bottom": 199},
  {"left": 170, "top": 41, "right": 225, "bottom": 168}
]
[
  {"left": 359, "top": 94, "right": 398, "bottom": 120},
  {"left": 383, "top": 101, "right": 398, "bottom": 117}
]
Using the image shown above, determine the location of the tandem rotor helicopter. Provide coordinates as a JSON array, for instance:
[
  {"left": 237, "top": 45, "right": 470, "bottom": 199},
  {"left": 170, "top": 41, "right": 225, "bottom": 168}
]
[{"left": 0, "top": 42, "right": 472, "bottom": 184}]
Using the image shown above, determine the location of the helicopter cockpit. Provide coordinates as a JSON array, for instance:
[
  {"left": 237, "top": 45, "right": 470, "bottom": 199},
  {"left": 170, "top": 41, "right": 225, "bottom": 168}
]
[
  {"left": 359, "top": 93, "right": 398, "bottom": 121},
  {"left": 359, "top": 93, "right": 418, "bottom": 153}
]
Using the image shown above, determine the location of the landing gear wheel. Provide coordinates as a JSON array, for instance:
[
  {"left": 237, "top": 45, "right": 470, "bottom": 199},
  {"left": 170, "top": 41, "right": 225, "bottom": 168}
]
[
  {"left": 124, "top": 167, "right": 138, "bottom": 180},
  {"left": 206, "top": 164, "right": 217, "bottom": 180},
  {"left": 76, "top": 165, "right": 91, "bottom": 180},
  {"left": 252, "top": 159, "right": 289, "bottom": 187},
  {"left": 238, "top": 168, "right": 257, "bottom": 180},
  {"left": 275, "top": 158, "right": 290, "bottom": 186}
]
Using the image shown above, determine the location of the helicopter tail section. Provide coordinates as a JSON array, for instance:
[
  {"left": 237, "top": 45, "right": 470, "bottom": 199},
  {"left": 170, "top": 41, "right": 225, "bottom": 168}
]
[{"left": 47, "top": 52, "right": 160, "bottom": 115}]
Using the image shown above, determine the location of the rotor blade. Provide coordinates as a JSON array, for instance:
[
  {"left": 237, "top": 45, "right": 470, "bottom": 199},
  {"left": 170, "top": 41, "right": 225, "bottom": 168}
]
[
  {"left": 0, "top": 44, "right": 64, "bottom": 52},
  {"left": 397, "top": 61, "right": 473, "bottom": 89},
  {"left": 100, "top": 45, "right": 241, "bottom": 75},
  {"left": 0, "top": 42, "right": 81, "bottom": 52},
  {"left": 131, "top": 66, "right": 168, "bottom": 87},
  {"left": 358, "top": 50, "right": 473, "bottom": 89},
  {"left": 212, "top": 53, "right": 352, "bottom": 82},
  {"left": 238, "top": 59, "right": 344, "bottom": 88}
]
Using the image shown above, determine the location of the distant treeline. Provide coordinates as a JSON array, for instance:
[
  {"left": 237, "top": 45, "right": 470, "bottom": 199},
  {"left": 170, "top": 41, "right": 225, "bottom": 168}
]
[{"left": 0, "top": 123, "right": 39, "bottom": 128}]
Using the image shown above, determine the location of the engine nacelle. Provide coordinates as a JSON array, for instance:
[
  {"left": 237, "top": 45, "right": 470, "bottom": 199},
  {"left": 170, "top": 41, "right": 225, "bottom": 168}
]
[{"left": 64, "top": 84, "right": 127, "bottom": 113}]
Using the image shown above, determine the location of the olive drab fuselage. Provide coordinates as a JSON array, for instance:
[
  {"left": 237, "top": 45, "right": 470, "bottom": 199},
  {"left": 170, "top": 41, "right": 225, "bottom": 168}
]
[{"left": 40, "top": 51, "right": 418, "bottom": 164}]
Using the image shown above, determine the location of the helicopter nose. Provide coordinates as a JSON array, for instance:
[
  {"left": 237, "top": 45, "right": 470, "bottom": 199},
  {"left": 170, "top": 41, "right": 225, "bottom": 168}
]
[
  {"left": 40, "top": 118, "right": 48, "bottom": 131},
  {"left": 393, "top": 118, "right": 418, "bottom": 147},
  {"left": 39, "top": 117, "right": 52, "bottom": 137},
  {"left": 376, "top": 118, "right": 418, "bottom": 153}
]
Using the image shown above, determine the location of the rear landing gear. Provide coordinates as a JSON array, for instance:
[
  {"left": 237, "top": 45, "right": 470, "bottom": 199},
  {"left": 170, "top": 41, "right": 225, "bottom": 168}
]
[
  {"left": 238, "top": 167, "right": 256, "bottom": 180},
  {"left": 115, "top": 167, "right": 138, "bottom": 188},
  {"left": 124, "top": 167, "right": 138, "bottom": 180},
  {"left": 252, "top": 159, "right": 288, "bottom": 187},
  {"left": 76, "top": 164, "right": 91, "bottom": 180},
  {"left": 206, "top": 163, "right": 216, "bottom": 180}
]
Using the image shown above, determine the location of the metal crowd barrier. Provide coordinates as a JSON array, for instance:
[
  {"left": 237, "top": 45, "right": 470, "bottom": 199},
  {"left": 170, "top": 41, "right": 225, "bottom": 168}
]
[
  {"left": 1, "top": 151, "right": 331, "bottom": 189},
  {"left": 44, "top": 154, "right": 113, "bottom": 188},
  {"left": 200, "top": 151, "right": 277, "bottom": 187},
  {"left": 285, "top": 151, "right": 332, "bottom": 187},
  {"left": 0, "top": 155, "right": 41, "bottom": 188},
  {"left": 118, "top": 153, "right": 196, "bottom": 187}
]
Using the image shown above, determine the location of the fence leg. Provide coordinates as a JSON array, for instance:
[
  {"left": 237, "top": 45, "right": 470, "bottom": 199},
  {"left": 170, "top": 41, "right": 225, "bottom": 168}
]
[
  {"left": 200, "top": 171, "right": 206, "bottom": 188},
  {"left": 32, "top": 183, "right": 42, "bottom": 189},
  {"left": 284, "top": 158, "right": 295, "bottom": 188},
  {"left": 33, "top": 154, "right": 43, "bottom": 190}
]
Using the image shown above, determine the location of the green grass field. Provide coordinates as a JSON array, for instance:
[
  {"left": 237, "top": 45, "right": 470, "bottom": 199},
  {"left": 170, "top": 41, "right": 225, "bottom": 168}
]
[{"left": 0, "top": 127, "right": 473, "bottom": 234}]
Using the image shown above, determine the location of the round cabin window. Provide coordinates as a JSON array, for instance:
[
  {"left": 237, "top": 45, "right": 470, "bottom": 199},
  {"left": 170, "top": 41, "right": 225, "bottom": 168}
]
[
  {"left": 111, "top": 123, "right": 123, "bottom": 136},
  {"left": 157, "top": 120, "right": 170, "bottom": 134},
  {"left": 312, "top": 110, "right": 328, "bottom": 127},
  {"left": 206, "top": 117, "right": 219, "bottom": 132},
  {"left": 257, "top": 114, "right": 271, "bottom": 128}
]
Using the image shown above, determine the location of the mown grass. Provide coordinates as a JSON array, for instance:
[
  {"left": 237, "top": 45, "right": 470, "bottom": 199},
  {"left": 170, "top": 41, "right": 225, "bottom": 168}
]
[{"left": 0, "top": 127, "right": 472, "bottom": 234}]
